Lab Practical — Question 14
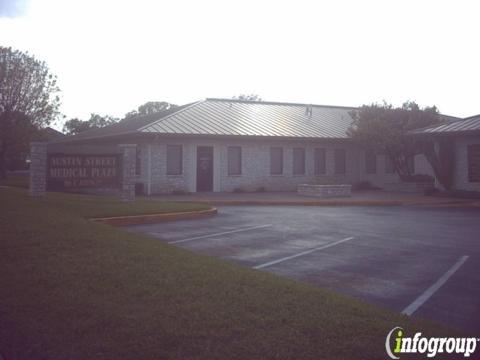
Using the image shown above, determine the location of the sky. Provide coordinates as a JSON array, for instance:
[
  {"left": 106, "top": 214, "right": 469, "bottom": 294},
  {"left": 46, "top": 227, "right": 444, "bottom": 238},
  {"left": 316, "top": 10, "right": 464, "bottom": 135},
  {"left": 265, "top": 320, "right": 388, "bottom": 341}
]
[{"left": 1, "top": 0, "right": 479, "bottom": 129}]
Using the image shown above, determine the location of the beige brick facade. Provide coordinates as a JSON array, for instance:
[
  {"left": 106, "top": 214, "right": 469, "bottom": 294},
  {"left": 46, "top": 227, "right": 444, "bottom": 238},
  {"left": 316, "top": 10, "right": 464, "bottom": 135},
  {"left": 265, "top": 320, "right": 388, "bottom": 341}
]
[{"left": 133, "top": 137, "right": 405, "bottom": 194}]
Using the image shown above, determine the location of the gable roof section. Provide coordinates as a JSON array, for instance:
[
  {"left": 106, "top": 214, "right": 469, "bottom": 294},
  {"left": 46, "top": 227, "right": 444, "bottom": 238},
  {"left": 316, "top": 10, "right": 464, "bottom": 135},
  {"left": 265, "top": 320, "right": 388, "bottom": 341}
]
[
  {"left": 53, "top": 102, "right": 197, "bottom": 143},
  {"left": 139, "top": 98, "right": 356, "bottom": 139},
  {"left": 414, "top": 114, "right": 480, "bottom": 135}
]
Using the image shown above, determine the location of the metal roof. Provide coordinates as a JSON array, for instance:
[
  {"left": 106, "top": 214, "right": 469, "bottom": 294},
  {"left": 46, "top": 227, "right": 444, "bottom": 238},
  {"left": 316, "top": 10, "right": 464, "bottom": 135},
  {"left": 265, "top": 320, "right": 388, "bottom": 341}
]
[
  {"left": 53, "top": 103, "right": 195, "bottom": 143},
  {"left": 139, "top": 98, "right": 356, "bottom": 139},
  {"left": 54, "top": 98, "right": 464, "bottom": 144},
  {"left": 414, "top": 114, "right": 480, "bottom": 134}
]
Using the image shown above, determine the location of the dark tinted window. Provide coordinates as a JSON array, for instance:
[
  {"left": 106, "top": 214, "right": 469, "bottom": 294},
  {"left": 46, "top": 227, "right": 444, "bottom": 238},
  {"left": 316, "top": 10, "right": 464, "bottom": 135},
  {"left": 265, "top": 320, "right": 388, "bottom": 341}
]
[
  {"left": 293, "top": 148, "right": 306, "bottom": 175},
  {"left": 385, "top": 156, "right": 395, "bottom": 174},
  {"left": 270, "top": 147, "right": 283, "bottom": 175},
  {"left": 365, "top": 149, "right": 376, "bottom": 174},
  {"left": 228, "top": 146, "right": 242, "bottom": 175},
  {"left": 167, "top": 145, "right": 182, "bottom": 175},
  {"left": 468, "top": 144, "right": 480, "bottom": 182},
  {"left": 334, "top": 148, "right": 346, "bottom": 174},
  {"left": 314, "top": 148, "right": 326, "bottom": 175}
]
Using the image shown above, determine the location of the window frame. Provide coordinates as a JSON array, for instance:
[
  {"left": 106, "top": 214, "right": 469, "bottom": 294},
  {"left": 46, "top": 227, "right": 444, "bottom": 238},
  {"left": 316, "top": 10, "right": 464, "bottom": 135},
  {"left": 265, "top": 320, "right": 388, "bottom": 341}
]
[
  {"left": 166, "top": 144, "right": 183, "bottom": 175},
  {"left": 227, "top": 146, "right": 242, "bottom": 176},
  {"left": 365, "top": 149, "right": 377, "bottom": 174},
  {"left": 270, "top": 147, "right": 284, "bottom": 175},
  {"left": 385, "top": 155, "right": 395, "bottom": 174},
  {"left": 135, "top": 147, "right": 142, "bottom": 176},
  {"left": 314, "top": 148, "right": 326, "bottom": 175},
  {"left": 292, "top": 147, "right": 306, "bottom": 175},
  {"left": 334, "top": 148, "right": 346, "bottom": 174},
  {"left": 468, "top": 144, "right": 480, "bottom": 182}
]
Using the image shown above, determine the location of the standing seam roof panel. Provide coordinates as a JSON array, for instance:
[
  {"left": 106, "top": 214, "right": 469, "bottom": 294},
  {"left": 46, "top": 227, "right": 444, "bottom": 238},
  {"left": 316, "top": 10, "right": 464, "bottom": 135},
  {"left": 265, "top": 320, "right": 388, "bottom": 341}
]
[{"left": 140, "top": 99, "right": 356, "bottom": 138}]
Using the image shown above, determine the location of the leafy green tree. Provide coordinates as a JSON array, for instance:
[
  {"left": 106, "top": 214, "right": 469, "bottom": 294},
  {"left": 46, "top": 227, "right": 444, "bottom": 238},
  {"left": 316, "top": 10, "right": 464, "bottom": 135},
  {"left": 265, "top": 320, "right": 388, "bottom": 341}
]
[
  {"left": 233, "top": 94, "right": 262, "bottom": 101},
  {"left": 348, "top": 101, "right": 441, "bottom": 180},
  {"left": 0, "top": 46, "right": 61, "bottom": 178},
  {"left": 63, "top": 114, "right": 118, "bottom": 135},
  {"left": 124, "top": 101, "right": 177, "bottom": 119}
]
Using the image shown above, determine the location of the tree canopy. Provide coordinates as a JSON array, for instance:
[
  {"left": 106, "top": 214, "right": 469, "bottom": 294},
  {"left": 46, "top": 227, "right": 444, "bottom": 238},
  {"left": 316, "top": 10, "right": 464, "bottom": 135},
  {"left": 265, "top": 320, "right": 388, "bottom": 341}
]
[
  {"left": 124, "top": 101, "right": 177, "bottom": 119},
  {"left": 0, "top": 46, "right": 61, "bottom": 177},
  {"left": 232, "top": 94, "right": 262, "bottom": 102},
  {"left": 63, "top": 114, "right": 118, "bottom": 135},
  {"left": 348, "top": 101, "right": 441, "bottom": 180}
]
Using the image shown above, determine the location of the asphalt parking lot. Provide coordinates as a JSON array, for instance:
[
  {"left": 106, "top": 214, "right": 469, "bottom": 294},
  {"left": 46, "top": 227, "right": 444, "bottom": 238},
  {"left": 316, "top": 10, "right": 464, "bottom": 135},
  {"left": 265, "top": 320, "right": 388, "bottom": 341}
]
[{"left": 126, "top": 205, "right": 480, "bottom": 333}]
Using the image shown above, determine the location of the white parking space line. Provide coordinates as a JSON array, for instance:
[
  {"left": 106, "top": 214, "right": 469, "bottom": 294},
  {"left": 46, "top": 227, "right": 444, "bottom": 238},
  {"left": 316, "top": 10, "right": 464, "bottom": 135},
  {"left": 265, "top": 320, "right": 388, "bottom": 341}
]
[
  {"left": 167, "top": 224, "right": 272, "bottom": 245},
  {"left": 253, "top": 236, "right": 355, "bottom": 270},
  {"left": 402, "top": 255, "right": 469, "bottom": 316}
]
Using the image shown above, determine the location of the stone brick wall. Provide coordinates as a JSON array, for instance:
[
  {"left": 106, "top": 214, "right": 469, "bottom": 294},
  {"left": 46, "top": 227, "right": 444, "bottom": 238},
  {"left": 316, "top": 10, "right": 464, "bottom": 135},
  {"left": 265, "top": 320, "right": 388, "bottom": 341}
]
[
  {"left": 119, "top": 144, "right": 136, "bottom": 201},
  {"left": 141, "top": 137, "right": 365, "bottom": 194},
  {"left": 29, "top": 142, "right": 48, "bottom": 196}
]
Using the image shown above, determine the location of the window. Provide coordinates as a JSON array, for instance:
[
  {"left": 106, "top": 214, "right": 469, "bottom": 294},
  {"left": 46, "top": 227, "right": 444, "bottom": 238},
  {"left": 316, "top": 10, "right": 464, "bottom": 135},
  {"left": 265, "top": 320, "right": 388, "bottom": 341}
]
[
  {"left": 334, "top": 148, "right": 346, "bottom": 174},
  {"left": 365, "top": 149, "right": 376, "bottom": 174},
  {"left": 314, "top": 148, "right": 326, "bottom": 175},
  {"left": 135, "top": 147, "right": 141, "bottom": 176},
  {"left": 385, "top": 156, "right": 395, "bottom": 174},
  {"left": 270, "top": 147, "right": 283, "bottom": 175},
  {"left": 228, "top": 146, "right": 242, "bottom": 175},
  {"left": 468, "top": 144, "right": 480, "bottom": 182},
  {"left": 293, "top": 148, "right": 306, "bottom": 175},
  {"left": 167, "top": 145, "right": 182, "bottom": 175},
  {"left": 407, "top": 156, "right": 415, "bottom": 174}
]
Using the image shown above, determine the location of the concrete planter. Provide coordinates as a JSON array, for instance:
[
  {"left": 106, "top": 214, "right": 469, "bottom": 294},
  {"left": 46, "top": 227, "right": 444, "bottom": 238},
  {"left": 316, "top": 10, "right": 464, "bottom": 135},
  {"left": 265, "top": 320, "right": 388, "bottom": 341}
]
[
  {"left": 297, "top": 184, "right": 352, "bottom": 198},
  {"left": 383, "top": 182, "right": 434, "bottom": 193}
]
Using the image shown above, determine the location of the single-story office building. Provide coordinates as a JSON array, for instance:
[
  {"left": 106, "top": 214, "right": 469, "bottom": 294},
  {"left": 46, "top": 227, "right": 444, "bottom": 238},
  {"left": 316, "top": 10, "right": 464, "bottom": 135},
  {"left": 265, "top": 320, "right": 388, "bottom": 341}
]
[
  {"left": 414, "top": 115, "right": 480, "bottom": 192},
  {"left": 49, "top": 98, "right": 478, "bottom": 194}
]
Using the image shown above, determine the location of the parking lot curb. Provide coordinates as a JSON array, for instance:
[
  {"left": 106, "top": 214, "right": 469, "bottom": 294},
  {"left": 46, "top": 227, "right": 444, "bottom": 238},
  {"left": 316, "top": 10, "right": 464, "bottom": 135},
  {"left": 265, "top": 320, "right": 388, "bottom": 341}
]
[
  {"left": 157, "top": 199, "right": 479, "bottom": 207},
  {"left": 91, "top": 207, "right": 218, "bottom": 226},
  {"left": 165, "top": 200, "right": 404, "bottom": 206}
]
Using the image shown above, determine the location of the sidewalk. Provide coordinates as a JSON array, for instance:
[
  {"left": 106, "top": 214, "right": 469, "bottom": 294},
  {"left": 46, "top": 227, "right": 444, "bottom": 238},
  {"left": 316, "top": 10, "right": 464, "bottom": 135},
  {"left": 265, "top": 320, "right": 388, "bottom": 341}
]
[{"left": 147, "top": 190, "right": 480, "bottom": 207}]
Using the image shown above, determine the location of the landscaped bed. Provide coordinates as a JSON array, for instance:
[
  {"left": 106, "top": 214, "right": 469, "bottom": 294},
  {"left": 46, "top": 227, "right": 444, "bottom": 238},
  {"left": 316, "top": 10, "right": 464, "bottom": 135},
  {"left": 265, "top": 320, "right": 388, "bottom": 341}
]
[
  {"left": 297, "top": 184, "right": 352, "bottom": 198},
  {"left": 0, "top": 188, "right": 456, "bottom": 359}
]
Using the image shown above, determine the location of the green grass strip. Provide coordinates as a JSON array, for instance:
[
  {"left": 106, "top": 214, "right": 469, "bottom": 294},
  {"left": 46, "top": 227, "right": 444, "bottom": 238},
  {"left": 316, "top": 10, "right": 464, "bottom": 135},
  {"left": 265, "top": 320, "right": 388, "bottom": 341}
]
[{"left": 0, "top": 188, "right": 456, "bottom": 359}]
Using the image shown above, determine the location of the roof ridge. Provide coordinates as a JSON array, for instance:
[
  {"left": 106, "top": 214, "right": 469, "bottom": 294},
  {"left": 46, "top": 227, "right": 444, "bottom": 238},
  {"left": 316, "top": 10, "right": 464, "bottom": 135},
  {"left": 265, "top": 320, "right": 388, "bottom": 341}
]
[
  {"left": 461, "top": 113, "right": 480, "bottom": 121},
  {"left": 205, "top": 98, "right": 358, "bottom": 110},
  {"left": 137, "top": 100, "right": 206, "bottom": 132}
]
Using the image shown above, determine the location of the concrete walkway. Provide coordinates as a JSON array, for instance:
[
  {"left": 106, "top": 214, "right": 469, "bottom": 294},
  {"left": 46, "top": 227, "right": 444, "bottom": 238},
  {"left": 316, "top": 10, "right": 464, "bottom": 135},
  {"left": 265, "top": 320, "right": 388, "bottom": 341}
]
[{"left": 147, "top": 190, "right": 480, "bottom": 207}]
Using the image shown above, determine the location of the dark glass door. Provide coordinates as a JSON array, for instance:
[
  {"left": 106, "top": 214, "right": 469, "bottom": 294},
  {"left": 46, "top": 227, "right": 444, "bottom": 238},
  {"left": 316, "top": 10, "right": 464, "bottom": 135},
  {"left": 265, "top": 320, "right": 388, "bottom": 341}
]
[{"left": 196, "top": 146, "right": 213, "bottom": 192}]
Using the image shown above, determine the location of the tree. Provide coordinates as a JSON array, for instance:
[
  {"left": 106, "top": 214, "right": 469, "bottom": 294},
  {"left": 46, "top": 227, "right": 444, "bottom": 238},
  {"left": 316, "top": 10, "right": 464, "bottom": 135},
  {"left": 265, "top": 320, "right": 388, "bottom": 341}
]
[
  {"left": 417, "top": 135, "right": 455, "bottom": 190},
  {"left": 348, "top": 101, "right": 441, "bottom": 180},
  {"left": 63, "top": 113, "right": 118, "bottom": 135},
  {"left": 233, "top": 94, "right": 262, "bottom": 101},
  {"left": 124, "top": 101, "right": 177, "bottom": 119},
  {"left": 0, "top": 46, "right": 61, "bottom": 178}
]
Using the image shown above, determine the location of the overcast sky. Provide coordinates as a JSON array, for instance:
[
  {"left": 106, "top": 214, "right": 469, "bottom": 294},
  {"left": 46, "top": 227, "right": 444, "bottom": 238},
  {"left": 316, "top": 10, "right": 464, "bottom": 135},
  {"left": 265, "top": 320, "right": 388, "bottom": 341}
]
[{"left": 1, "top": 0, "right": 479, "bottom": 127}]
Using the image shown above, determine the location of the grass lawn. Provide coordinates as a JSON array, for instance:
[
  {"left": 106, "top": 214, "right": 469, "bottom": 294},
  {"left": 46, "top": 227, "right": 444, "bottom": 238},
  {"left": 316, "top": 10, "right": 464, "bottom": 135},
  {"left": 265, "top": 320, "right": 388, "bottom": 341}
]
[
  {"left": 0, "top": 188, "right": 455, "bottom": 359},
  {"left": 0, "top": 172, "right": 29, "bottom": 189}
]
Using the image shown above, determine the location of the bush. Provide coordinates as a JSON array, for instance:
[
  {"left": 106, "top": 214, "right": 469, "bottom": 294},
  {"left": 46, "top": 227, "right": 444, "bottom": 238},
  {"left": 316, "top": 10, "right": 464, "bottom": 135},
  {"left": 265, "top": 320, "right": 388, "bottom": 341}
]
[
  {"left": 171, "top": 189, "right": 189, "bottom": 195},
  {"left": 255, "top": 186, "right": 266, "bottom": 192},
  {"left": 401, "top": 174, "right": 435, "bottom": 183},
  {"left": 352, "top": 181, "right": 381, "bottom": 191},
  {"left": 135, "top": 183, "right": 144, "bottom": 195},
  {"left": 314, "top": 176, "right": 337, "bottom": 185},
  {"left": 233, "top": 187, "right": 244, "bottom": 193},
  {"left": 439, "top": 189, "right": 480, "bottom": 199},
  {"left": 424, "top": 187, "right": 440, "bottom": 196}
]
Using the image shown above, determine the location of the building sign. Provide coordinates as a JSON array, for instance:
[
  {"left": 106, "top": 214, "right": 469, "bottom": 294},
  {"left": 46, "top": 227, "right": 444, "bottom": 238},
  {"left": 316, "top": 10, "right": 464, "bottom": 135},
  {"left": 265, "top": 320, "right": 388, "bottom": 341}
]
[
  {"left": 48, "top": 154, "right": 121, "bottom": 190},
  {"left": 468, "top": 145, "right": 480, "bottom": 182}
]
